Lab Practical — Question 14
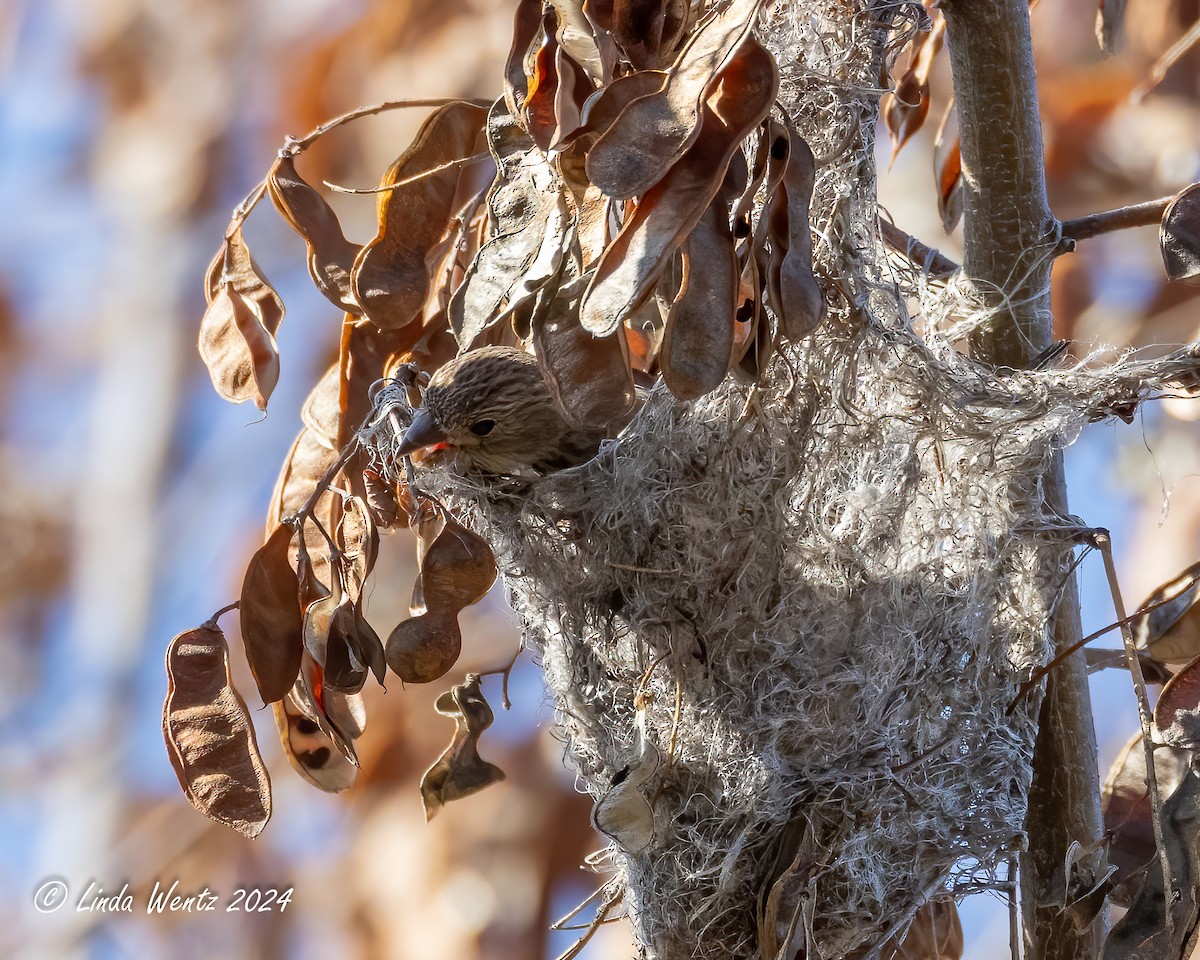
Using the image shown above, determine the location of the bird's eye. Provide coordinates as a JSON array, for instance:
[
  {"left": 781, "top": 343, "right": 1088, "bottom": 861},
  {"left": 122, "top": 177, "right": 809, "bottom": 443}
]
[{"left": 470, "top": 419, "right": 496, "bottom": 436}]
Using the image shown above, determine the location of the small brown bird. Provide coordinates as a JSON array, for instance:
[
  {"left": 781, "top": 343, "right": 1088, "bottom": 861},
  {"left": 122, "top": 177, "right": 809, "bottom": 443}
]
[{"left": 396, "top": 346, "right": 605, "bottom": 476}]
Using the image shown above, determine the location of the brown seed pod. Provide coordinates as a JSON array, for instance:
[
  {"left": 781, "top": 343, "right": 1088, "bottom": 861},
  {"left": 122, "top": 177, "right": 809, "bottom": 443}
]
[
  {"left": 420, "top": 518, "right": 498, "bottom": 610},
  {"left": 385, "top": 610, "right": 463, "bottom": 684}
]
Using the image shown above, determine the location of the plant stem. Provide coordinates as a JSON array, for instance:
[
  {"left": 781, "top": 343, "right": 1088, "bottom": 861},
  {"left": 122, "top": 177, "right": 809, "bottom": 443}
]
[
  {"left": 939, "top": 1, "right": 1103, "bottom": 958},
  {"left": 1060, "top": 195, "right": 1175, "bottom": 245}
]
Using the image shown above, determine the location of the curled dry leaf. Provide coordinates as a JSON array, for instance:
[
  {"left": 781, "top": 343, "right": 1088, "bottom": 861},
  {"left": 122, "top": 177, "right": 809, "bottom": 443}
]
[
  {"left": 338, "top": 495, "right": 379, "bottom": 604},
  {"left": 363, "top": 468, "right": 414, "bottom": 530},
  {"left": 933, "top": 99, "right": 963, "bottom": 234},
  {"left": 522, "top": 8, "right": 563, "bottom": 151},
  {"left": 163, "top": 623, "right": 272, "bottom": 838},
  {"left": 581, "top": 36, "right": 778, "bottom": 336},
  {"left": 200, "top": 230, "right": 284, "bottom": 412},
  {"left": 420, "top": 674, "right": 506, "bottom": 819},
  {"left": 1161, "top": 183, "right": 1200, "bottom": 285},
  {"left": 204, "top": 228, "right": 284, "bottom": 333},
  {"left": 268, "top": 154, "right": 361, "bottom": 313},
  {"left": 586, "top": 0, "right": 765, "bottom": 199},
  {"left": 1102, "top": 730, "right": 1190, "bottom": 903},
  {"left": 1134, "top": 559, "right": 1200, "bottom": 662},
  {"left": 1103, "top": 765, "right": 1200, "bottom": 960},
  {"left": 591, "top": 712, "right": 659, "bottom": 852},
  {"left": 352, "top": 101, "right": 491, "bottom": 331},
  {"left": 239, "top": 523, "right": 304, "bottom": 703},
  {"left": 611, "top": 0, "right": 690, "bottom": 68},
  {"left": 881, "top": 898, "right": 963, "bottom": 960},
  {"left": 199, "top": 287, "right": 280, "bottom": 412},
  {"left": 881, "top": 15, "right": 944, "bottom": 163},
  {"left": 660, "top": 199, "right": 738, "bottom": 400}
]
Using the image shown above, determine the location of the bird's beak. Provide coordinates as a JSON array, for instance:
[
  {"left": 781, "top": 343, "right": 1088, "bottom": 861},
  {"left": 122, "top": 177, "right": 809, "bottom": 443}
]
[{"left": 396, "top": 408, "right": 449, "bottom": 459}]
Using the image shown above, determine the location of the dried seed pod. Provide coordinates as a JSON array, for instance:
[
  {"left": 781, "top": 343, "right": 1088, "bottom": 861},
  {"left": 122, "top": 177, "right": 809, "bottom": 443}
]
[
  {"left": 1162, "top": 184, "right": 1200, "bottom": 285},
  {"left": 272, "top": 692, "right": 358, "bottom": 793},
  {"left": 385, "top": 610, "right": 463, "bottom": 684},
  {"left": 338, "top": 495, "right": 379, "bottom": 604},
  {"left": 420, "top": 674, "right": 505, "bottom": 819},
  {"left": 239, "top": 524, "right": 304, "bottom": 704},
  {"left": 268, "top": 153, "right": 361, "bottom": 313},
  {"left": 163, "top": 623, "right": 272, "bottom": 838},
  {"left": 421, "top": 519, "right": 498, "bottom": 609}
]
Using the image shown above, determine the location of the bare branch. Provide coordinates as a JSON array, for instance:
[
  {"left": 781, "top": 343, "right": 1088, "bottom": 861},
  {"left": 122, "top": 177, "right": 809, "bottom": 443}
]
[
  {"left": 1060, "top": 195, "right": 1175, "bottom": 245},
  {"left": 878, "top": 218, "right": 959, "bottom": 279}
]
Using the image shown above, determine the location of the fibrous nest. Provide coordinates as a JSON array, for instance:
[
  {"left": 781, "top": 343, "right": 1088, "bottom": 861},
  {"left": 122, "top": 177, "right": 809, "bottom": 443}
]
[{"left": 364, "top": 2, "right": 1200, "bottom": 956}]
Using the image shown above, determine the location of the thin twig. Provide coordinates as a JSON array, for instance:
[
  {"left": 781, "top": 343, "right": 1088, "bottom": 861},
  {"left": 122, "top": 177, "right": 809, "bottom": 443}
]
[
  {"left": 1135, "top": 17, "right": 1200, "bottom": 102},
  {"left": 1093, "top": 528, "right": 1174, "bottom": 935},
  {"left": 878, "top": 218, "right": 960, "bottom": 279},
  {"left": 1007, "top": 572, "right": 1200, "bottom": 713},
  {"left": 1059, "top": 195, "right": 1176, "bottom": 245},
  {"left": 323, "top": 151, "right": 492, "bottom": 195},
  {"left": 281, "top": 97, "right": 490, "bottom": 156},
  {"left": 204, "top": 600, "right": 240, "bottom": 628}
]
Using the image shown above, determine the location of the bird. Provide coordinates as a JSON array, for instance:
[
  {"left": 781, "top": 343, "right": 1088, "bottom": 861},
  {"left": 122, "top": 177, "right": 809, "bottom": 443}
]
[{"left": 396, "top": 346, "right": 607, "bottom": 476}]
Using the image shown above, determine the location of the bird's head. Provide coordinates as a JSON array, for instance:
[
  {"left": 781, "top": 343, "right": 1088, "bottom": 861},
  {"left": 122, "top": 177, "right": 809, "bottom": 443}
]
[{"left": 397, "top": 346, "right": 592, "bottom": 476}]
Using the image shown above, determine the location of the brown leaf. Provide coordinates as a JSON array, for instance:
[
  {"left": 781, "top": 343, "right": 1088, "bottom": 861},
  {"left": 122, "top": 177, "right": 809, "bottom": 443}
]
[
  {"left": 660, "top": 199, "right": 737, "bottom": 400},
  {"left": 610, "top": 0, "right": 689, "bottom": 67},
  {"left": 586, "top": 0, "right": 765, "bottom": 199},
  {"left": 933, "top": 99, "right": 963, "bottom": 234},
  {"left": 1161, "top": 184, "right": 1200, "bottom": 286},
  {"left": 198, "top": 286, "right": 280, "bottom": 412},
  {"left": 337, "top": 495, "right": 379, "bottom": 604},
  {"left": 351, "top": 101, "right": 491, "bottom": 331},
  {"left": 504, "top": 0, "right": 545, "bottom": 117},
  {"left": 580, "top": 37, "right": 778, "bottom": 335},
  {"left": 450, "top": 103, "right": 563, "bottom": 347},
  {"left": 532, "top": 275, "right": 638, "bottom": 429},
  {"left": 268, "top": 154, "right": 361, "bottom": 314},
  {"left": 163, "top": 623, "right": 271, "bottom": 838},
  {"left": 1103, "top": 765, "right": 1200, "bottom": 959},
  {"left": 1102, "top": 731, "right": 1190, "bottom": 903},
  {"left": 522, "top": 8, "right": 562, "bottom": 151},
  {"left": 881, "top": 16, "right": 944, "bottom": 163},
  {"left": 239, "top": 524, "right": 304, "bottom": 703},
  {"left": 765, "top": 125, "right": 823, "bottom": 341},
  {"left": 881, "top": 899, "right": 963, "bottom": 960},
  {"left": 420, "top": 674, "right": 506, "bottom": 819},
  {"left": 1134, "top": 559, "right": 1200, "bottom": 662},
  {"left": 385, "top": 610, "right": 463, "bottom": 684}
]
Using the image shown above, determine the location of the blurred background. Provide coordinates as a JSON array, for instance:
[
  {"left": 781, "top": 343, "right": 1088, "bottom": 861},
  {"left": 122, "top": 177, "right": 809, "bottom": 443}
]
[{"left": 0, "top": 0, "right": 1198, "bottom": 957}]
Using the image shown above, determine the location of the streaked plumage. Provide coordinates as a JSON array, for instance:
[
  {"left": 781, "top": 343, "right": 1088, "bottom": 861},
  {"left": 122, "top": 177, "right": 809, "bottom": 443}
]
[{"left": 397, "top": 346, "right": 604, "bottom": 476}]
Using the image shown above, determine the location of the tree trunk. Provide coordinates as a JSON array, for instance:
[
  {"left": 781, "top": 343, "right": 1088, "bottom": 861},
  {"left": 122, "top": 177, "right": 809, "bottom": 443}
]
[{"left": 940, "top": 1, "right": 1104, "bottom": 957}]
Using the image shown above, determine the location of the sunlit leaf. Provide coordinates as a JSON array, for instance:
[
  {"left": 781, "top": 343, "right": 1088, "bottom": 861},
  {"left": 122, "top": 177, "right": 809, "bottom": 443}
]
[{"left": 198, "top": 286, "right": 280, "bottom": 411}]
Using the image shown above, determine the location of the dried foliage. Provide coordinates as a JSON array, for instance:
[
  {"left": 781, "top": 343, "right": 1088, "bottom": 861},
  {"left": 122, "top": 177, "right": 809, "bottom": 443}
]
[{"left": 154, "top": 0, "right": 1200, "bottom": 957}]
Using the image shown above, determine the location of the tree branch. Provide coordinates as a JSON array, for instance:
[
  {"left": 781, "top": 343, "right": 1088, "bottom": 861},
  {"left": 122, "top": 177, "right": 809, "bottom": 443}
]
[
  {"left": 1060, "top": 195, "right": 1175, "bottom": 245},
  {"left": 939, "top": 2, "right": 1103, "bottom": 959},
  {"left": 878, "top": 218, "right": 960, "bottom": 279}
]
